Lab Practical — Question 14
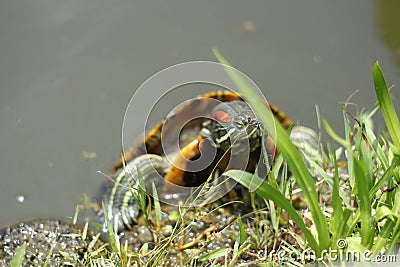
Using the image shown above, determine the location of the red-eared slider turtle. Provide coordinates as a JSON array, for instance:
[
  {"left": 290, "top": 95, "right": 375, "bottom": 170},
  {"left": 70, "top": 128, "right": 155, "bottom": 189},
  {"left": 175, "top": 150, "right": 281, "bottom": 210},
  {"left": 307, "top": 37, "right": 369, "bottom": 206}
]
[{"left": 99, "top": 90, "right": 319, "bottom": 231}]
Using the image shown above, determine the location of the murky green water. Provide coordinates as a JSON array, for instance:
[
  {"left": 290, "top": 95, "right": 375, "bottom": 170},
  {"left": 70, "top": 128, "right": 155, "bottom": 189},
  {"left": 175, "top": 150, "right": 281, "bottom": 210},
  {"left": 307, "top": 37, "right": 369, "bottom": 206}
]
[{"left": 1, "top": 0, "right": 399, "bottom": 226}]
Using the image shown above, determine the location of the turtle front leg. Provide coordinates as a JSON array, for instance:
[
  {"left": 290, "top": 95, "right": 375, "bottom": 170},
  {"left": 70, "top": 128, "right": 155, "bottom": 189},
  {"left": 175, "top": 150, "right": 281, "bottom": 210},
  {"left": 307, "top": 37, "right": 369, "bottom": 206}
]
[
  {"left": 99, "top": 154, "right": 166, "bottom": 232},
  {"left": 290, "top": 126, "right": 322, "bottom": 175}
]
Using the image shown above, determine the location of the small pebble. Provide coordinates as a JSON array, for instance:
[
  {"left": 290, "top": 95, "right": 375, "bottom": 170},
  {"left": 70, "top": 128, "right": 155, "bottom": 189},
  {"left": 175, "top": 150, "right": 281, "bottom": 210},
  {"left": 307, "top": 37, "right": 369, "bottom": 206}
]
[
  {"left": 243, "top": 21, "right": 255, "bottom": 32},
  {"left": 16, "top": 195, "right": 25, "bottom": 203}
]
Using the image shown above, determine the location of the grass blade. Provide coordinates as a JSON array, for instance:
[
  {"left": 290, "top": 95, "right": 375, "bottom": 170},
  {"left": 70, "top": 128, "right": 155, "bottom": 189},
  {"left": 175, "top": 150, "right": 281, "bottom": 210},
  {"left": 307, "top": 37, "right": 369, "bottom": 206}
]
[
  {"left": 102, "top": 202, "right": 120, "bottom": 254},
  {"left": 214, "top": 49, "right": 329, "bottom": 252},
  {"left": 199, "top": 248, "right": 229, "bottom": 262},
  {"left": 352, "top": 155, "right": 373, "bottom": 247},
  {"left": 237, "top": 215, "right": 248, "bottom": 245},
  {"left": 152, "top": 182, "right": 162, "bottom": 230},
  {"left": 330, "top": 155, "right": 345, "bottom": 243},
  {"left": 388, "top": 190, "right": 400, "bottom": 252},
  {"left": 225, "top": 170, "right": 319, "bottom": 254},
  {"left": 323, "top": 119, "right": 350, "bottom": 149},
  {"left": 373, "top": 61, "right": 400, "bottom": 149},
  {"left": 10, "top": 243, "right": 26, "bottom": 267}
]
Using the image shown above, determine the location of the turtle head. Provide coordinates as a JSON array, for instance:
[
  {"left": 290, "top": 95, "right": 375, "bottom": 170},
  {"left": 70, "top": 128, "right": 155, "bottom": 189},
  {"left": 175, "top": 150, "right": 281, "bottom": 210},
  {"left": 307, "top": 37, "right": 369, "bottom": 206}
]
[{"left": 201, "top": 100, "right": 262, "bottom": 154}]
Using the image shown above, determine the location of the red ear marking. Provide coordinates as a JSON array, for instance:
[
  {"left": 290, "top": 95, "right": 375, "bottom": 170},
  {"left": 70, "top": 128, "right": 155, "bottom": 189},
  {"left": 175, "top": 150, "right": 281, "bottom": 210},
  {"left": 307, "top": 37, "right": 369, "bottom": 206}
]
[{"left": 212, "top": 110, "right": 231, "bottom": 122}]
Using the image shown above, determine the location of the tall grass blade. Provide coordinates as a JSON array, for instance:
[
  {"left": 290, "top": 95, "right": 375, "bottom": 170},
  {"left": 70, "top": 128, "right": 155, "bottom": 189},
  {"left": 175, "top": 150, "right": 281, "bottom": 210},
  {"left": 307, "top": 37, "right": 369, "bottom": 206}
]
[
  {"left": 152, "top": 182, "right": 162, "bottom": 230},
  {"left": 225, "top": 170, "right": 319, "bottom": 254},
  {"left": 365, "top": 127, "right": 389, "bottom": 169},
  {"left": 346, "top": 157, "right": 399, "bottom": 237},
  {"left": 343, "top": 109, "right": 355, "bottom": 188},
  {"left": 214, "top": 49, "right": 329, "bottom": 251},
  {"left": 330, "top": 155, "right": 345, "bottom": 243},
  {"left": 388, "top": 189, "right": 400, "bottom": 252},
  {"left": 323, "top": 119, "right": 350, "bottom": 149},
  {"left": 371, "top": 206, "right": 396, "bottom": 254},
  {"left": 373, "top": 61, "right": 400, "bottom": 149},
  {"left": 352, "top": 155, "right": 373, "bottom": 247}
]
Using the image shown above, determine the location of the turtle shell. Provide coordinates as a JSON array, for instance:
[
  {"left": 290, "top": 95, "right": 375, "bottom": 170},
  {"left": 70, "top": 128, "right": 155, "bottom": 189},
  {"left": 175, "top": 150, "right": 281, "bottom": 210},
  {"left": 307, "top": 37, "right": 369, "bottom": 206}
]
[{"left": 110, "top": 90, "right": 292, "bottom": 185}]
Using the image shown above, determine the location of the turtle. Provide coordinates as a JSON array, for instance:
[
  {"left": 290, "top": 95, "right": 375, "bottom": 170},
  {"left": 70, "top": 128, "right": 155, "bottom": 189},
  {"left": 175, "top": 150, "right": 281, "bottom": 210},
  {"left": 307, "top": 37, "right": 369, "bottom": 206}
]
[{"left": 98, "top": 90, "right": 320, "bottom": 232}]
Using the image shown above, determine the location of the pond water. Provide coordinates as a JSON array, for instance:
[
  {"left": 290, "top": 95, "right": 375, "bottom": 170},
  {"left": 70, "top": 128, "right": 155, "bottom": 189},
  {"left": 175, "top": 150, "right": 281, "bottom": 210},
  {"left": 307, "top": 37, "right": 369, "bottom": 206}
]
[{"left": 1, "top": 0, "right": 399, "bottom": 227}]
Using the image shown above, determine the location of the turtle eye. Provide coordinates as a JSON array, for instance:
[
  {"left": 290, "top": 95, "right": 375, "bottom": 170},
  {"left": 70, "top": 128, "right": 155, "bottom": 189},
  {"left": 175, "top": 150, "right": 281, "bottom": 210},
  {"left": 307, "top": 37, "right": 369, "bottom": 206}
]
[
  {"left": 234, "top": 121, "right": 244, "bottom": 130},
  {"left": 212, "top": 110, "right": 232, "bottom": 123}
]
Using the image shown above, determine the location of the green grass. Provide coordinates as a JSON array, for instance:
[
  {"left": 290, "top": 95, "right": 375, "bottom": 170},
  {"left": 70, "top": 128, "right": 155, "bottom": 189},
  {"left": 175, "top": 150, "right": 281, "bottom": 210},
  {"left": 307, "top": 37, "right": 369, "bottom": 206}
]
[
  {"left": 10, "top": 244, "right": 25, "bottom": 267},
  {"left": 10, "top": 60, "right": 400, "bottom": 266},
  {"left": 214, "top": 50, "right": 329, "bottom": 253},
  {"left": 213, "top": 51, "right": 400, "bottom": 264}
]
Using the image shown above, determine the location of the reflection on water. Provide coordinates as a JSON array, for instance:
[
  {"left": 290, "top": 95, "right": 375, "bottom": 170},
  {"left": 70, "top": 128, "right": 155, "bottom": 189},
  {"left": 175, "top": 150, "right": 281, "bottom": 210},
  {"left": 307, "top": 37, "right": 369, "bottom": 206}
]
[
  {"left": 376, "top": 0, "right": 400, "bottom": 105},
  {"left": 377, "top": 0, "right": 400, "bottom": 67}
]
